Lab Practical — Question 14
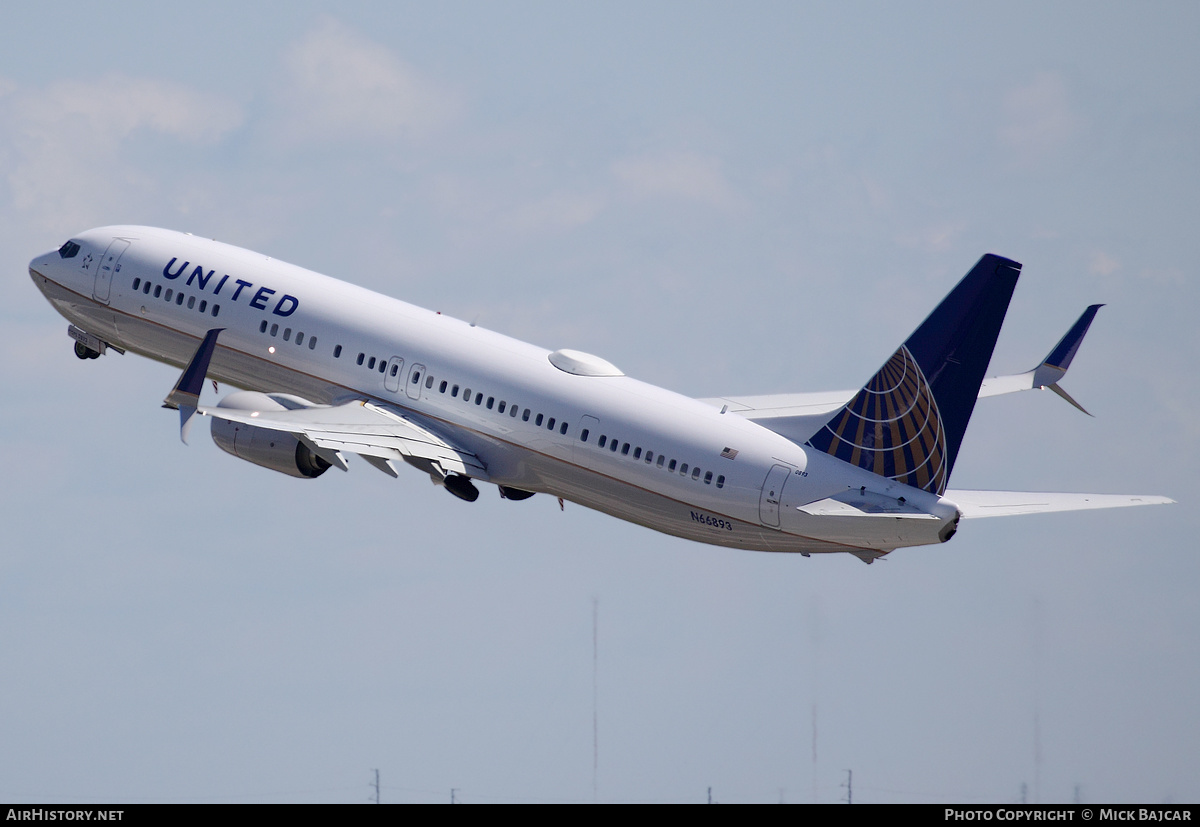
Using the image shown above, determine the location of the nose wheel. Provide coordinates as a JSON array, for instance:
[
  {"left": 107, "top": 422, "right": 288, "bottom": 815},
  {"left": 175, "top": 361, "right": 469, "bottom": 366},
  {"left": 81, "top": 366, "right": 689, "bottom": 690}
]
[{"left": 74, "top": 341, "right": 100, "bottom": 360}]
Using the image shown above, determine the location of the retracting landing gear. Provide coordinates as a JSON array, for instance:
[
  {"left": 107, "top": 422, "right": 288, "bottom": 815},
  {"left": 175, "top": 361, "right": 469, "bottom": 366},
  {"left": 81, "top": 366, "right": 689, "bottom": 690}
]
[{"left": 68, "top": 325, "right": 123, "bottom": 360}]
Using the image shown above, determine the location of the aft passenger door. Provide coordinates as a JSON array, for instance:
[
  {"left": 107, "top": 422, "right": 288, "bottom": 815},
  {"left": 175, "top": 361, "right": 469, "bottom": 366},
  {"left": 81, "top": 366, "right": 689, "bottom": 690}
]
[{"left": 759, "top": 463, "right": 793, "bottom": 528}]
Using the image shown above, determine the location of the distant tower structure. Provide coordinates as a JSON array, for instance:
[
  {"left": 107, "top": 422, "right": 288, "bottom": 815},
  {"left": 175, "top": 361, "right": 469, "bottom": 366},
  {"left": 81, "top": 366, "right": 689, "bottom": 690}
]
[{"left": 593, "top": 596, "right": 599, "bottom": 804}]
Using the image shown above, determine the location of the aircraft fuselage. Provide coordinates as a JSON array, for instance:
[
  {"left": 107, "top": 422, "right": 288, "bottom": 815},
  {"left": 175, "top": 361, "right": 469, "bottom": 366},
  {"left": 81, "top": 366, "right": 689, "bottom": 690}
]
[{"left": 30, "top": 225, "right": 961, "bottom": 557}]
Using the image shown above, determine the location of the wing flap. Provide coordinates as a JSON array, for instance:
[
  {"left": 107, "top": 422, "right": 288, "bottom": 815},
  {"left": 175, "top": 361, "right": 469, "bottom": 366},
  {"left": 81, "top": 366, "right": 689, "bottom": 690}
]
[{"left": 198, "top": 399, "right": 489, "bottom": 480}]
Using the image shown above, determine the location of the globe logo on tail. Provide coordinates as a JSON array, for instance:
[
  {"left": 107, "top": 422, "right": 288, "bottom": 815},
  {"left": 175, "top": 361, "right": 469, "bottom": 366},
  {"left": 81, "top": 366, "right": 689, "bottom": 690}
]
[{"left": 806, "top": 345, "right": 948, "bottom": 495}]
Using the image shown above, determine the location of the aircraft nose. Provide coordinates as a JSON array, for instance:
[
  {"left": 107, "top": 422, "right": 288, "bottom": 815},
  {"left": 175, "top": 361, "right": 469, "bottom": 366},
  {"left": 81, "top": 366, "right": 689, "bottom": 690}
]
[{"left": 29, "top": 250, "right": 57, "bottom": 281}]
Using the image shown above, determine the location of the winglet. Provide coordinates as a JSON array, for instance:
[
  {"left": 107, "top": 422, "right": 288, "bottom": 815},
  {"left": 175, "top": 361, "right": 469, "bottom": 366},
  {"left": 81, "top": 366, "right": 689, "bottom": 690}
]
[
  {"left": 1031, "top": 304, "right": 1103, "bottom": 389},
  {"left": 977, "top": 304, "right": 1103, "bottom": 415},
  {"left": 163, "top": 328, "right": 224, "bottom": 443}
]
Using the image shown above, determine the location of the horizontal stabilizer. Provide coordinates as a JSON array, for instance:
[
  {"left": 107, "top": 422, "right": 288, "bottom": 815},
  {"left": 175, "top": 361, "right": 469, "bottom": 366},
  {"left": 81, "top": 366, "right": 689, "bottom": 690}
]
[{"left": 947, "top": 489, "right": 1174, "bottom": 518}]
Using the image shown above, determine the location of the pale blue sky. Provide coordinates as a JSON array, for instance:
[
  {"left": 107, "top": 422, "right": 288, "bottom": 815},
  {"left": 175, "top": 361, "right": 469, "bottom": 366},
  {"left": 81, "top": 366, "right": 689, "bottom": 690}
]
[{"left": 1, "top": 2, "right": 1196, "bottom": 803}]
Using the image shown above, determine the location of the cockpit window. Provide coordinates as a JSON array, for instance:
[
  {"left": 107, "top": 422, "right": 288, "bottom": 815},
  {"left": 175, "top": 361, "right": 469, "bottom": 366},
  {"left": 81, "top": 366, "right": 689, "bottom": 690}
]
[{"left": 58, "top": 241, "right": 81, "bottom": 259}]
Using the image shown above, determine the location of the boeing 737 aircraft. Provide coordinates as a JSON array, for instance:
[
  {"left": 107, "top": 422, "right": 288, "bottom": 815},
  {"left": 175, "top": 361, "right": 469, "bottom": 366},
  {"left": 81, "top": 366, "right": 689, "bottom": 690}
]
[{"left": 29, "top": 226, "right": 1171, "bottom": 563}]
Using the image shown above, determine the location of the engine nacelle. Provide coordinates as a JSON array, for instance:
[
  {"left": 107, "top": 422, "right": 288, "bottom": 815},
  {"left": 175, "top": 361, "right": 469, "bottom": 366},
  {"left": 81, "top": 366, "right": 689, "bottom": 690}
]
[{"left": 210, "top": 391, "right": 330, "bottom": 479}]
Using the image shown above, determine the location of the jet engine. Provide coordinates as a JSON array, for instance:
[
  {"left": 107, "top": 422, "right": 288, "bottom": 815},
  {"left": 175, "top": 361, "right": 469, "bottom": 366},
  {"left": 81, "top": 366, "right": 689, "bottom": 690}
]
[{"left": 209, "top": 391, "right": 331, "bottom": 479}]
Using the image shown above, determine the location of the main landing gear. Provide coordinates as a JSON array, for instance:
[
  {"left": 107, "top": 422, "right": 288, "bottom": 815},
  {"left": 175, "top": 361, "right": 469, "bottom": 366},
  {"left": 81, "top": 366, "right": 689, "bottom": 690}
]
[{"left": 74, "top": 341, "right": 100, "bottom": 360}]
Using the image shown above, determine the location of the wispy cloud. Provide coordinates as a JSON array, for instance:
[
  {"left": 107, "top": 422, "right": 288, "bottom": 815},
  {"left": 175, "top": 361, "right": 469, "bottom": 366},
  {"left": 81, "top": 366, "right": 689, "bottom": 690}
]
[
  {"left": 998, "top": 72, "right": 1079, "bottom": 166},
  {"left": 611, "top": 151, "right": 741, "bottom": 210},
  {"left": 1, "top": 74, "right": 242, "bottom": 230},
  {"left": 896, "top": 220, "right": 968, "bottom": 253},
  {"left": 276, "top": 16, "right": 460, "bottom": 145},
  {"left": 1089, "top": 250, "right": 1121, "bottom": 277},
  {"left": 502, "top": 190, "right": 606, "bottom": 234}
]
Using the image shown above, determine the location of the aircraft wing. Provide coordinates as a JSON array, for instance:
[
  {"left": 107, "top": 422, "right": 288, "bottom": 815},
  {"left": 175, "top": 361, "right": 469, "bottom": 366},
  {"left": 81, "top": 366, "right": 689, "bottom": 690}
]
[
  {"left": 196, "top": 399, "right": 491, "bottom": 480},
  {"left": 699, "top": 304, "right": 1106, "bottom": 443},
  {"left": 163, "top": 328, "right": 488, "bottom": 481},
  {"left": 946, "top": 490, "right": 1174, "bottom": 518}
]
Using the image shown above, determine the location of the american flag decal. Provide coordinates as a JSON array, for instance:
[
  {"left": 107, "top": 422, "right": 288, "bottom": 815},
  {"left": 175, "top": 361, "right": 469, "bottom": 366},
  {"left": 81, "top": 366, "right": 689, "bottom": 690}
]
[{"left": 720, "top": 447, "right": 738, "bottom": 460}]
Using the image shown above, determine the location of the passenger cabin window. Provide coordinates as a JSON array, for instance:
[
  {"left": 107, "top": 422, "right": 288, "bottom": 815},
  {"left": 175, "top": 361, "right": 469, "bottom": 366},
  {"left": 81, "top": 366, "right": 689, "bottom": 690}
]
[
  {"left": 132, "top": 278, "right": 141, "bottom": 290},
  {"left": 308, "top": 337, "right": 317, "bottom": 350},
  {"left": 334, "top": 345, "right": 343, "bottom": 358},
  {"left": 270, "top": 323, "right": 279, "bottom": 337}
]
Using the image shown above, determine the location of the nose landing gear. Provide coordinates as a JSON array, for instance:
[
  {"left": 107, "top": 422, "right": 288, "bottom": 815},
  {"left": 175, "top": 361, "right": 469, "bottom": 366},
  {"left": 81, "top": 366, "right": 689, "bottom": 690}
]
[{"left": 68, "top": 324, "right": 123, "bottom": 360}]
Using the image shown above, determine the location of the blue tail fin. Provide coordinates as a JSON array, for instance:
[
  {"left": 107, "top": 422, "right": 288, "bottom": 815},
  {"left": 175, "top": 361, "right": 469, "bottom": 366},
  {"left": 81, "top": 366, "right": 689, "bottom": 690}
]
[{"left": 806, "top": 255, "right": 1021, "bottom": 494}]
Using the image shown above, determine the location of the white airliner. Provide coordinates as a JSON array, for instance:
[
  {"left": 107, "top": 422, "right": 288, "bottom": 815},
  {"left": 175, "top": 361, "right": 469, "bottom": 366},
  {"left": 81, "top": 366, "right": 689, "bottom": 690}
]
[{"left": 29, "top": 226, "right": 1172, "bottom": 563}]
